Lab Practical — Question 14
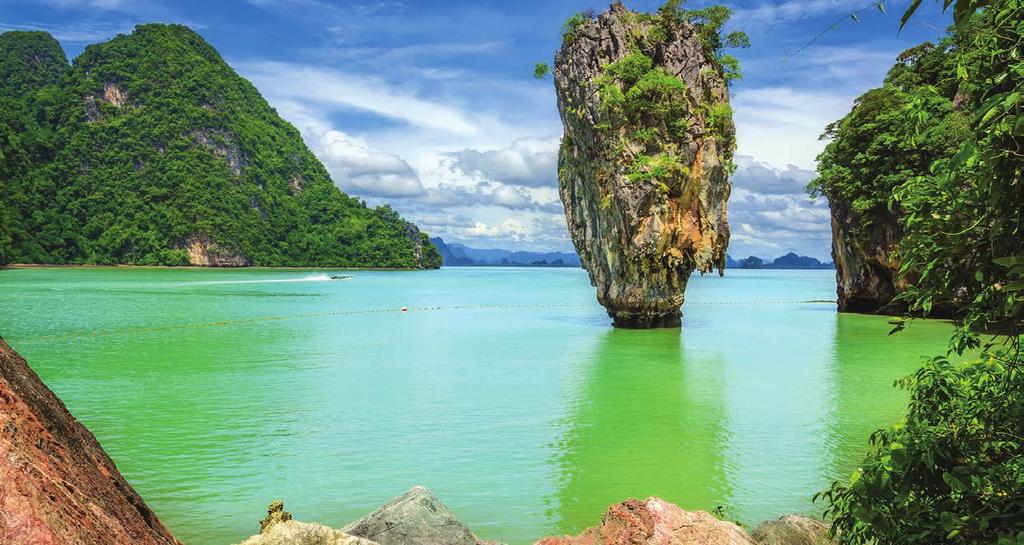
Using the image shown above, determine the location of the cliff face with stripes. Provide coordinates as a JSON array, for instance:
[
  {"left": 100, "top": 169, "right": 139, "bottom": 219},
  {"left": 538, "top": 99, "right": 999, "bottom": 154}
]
[
  {"left": 0, "top": 337, "right": 181, "bottom": 545},
  {"left": 554, "top": 2, "right": 733, "bottom": 328}
]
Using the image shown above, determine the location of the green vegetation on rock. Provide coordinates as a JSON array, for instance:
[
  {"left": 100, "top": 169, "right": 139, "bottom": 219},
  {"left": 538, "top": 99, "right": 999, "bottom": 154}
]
[
  {"left": 816, "top": 2, "right": 1024, "bottom": 544},
  {"left": 581, "top": 2, "right": 745, "bottom": 189},
  {"left": 808, "top": 39, "right": 967, "bottom": 251},
  {"left": 0, "top": 25, "right": 440, "bottom": 268}
]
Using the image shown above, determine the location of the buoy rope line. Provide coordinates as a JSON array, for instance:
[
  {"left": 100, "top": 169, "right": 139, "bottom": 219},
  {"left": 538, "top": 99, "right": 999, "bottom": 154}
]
[{"left": 6, "top": 300, "right": 836, "bottom": 345}]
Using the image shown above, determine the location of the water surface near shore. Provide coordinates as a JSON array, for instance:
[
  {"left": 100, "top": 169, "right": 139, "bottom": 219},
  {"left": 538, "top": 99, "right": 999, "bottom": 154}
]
[{"left": 0, "top": 267, "right": 950, "bottom": 545}]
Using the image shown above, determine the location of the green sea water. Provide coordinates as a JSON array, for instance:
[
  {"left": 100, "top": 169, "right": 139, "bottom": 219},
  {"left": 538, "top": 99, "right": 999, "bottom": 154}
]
[{"left": 0, "top": 267, "right": 951, "bottom": 545}]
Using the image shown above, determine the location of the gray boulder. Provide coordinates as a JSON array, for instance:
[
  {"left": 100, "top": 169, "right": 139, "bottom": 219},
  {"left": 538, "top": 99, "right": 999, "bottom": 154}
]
[
  {"left": 752, "top": 515, "right": 834, "bottom": 545},
  {"left": 342, "top": 486, "right": 487, "bottom": 545}
]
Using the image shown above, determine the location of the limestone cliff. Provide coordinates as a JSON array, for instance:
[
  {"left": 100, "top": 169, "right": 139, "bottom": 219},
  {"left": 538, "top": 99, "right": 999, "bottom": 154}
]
[
  {"left": 0, "top": 337, "right": 181, "bottom": 545},
  {"left": 554, "top": 2, "right": 734, "bottom": 328},
  {"left": 811, "top": 42, "right": 964, "bottom": 315},
  {"left": 829, "top": 200, "right": 904, "bottom": 314}
]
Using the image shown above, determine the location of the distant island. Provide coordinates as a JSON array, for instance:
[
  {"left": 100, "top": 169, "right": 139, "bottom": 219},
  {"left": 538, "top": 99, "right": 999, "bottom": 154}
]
[
  {"left": 431, "top": 237, "right": 832, "bottom": 270},
  {"left": 726, "top": 252, "right": 835, "bottom": 270},
  {"left": 430, "top": 237, "right": 581, "bottom": 267}
]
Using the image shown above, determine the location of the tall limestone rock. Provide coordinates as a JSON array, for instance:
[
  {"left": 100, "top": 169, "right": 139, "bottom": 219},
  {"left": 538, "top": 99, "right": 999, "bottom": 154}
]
[
  {"left": 829, "top": 202, "right": 903, "bottom": 313},
  {"left": 554, "top": 2, "right": 735, "bottom": 328},
  {"left": 0, "top": 337, "right": 181, "bottom": 544}
]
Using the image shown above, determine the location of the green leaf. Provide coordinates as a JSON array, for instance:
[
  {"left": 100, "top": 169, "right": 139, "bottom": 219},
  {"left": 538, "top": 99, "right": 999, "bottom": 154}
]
[
  {"left": 900, "top": 0, "right": 924, "bottom": 30},
  {"left": 876, "top": 1, "right": 886, "bottom": 13},
  {"left": 851, "top": 13, "right": 860, "bottom": 22},
  {"left": 943, "top": 471, "right": 966, "bottom": 491},
  {"left": 952, "top": 0, "right": 975, "bottom": 26},
  {"left": 1004, "top": 280, "right": 1024, "bottom": 292},
  {"left": 994, "top": 256, "right": 1024, "bottom": 267}
]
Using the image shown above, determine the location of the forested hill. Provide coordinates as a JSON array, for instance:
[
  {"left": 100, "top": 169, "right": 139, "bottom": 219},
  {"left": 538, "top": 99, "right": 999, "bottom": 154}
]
[{"left": 0, "top": 25, "right": 441, "bottom": 269}]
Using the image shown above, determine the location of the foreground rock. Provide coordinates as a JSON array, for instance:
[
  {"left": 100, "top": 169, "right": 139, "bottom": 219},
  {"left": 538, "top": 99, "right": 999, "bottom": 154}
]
[
  {"left": 536, "top": 497, "right": 755, "bottom": 545},
  {"left": 752, "top": 515, "right": 834, "bottom": 545},
  {"left": 0, "top": 337, "right": 181, "bottom": 545},
  {"left": 554, "top": 2, "right": 734, "bottom": 328},
  {"left": 342, "top": 486, "right": 489, "bottom": 545},
  {"left": 238, "top": 521, "right": 379, "bottom": 545},
  {"left": 260, "top": 501, "right": 294, "bottom": 533}
]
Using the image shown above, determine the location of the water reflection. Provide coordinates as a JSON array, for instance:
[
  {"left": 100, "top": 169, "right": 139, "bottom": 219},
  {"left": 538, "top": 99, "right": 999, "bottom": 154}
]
[
  {"left": 822, "top": 313, "right": 952, "bottom": 482},
  {"left": 549, "top": 328, "right": 731, "bottom": 535},
  {"left": 549, "top": 303, "right": 861, "bottom": 531}
]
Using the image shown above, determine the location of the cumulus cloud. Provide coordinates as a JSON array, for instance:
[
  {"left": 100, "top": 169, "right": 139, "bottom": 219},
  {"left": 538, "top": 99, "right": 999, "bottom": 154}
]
[
  {"left": 411, "top": 181, "right": 558, "bottom": 212},
  {"left": 427, "top": 215, "right": 569, "bottom": 247},
  {"left": 313, "top": 130, "right": 425, "bottom": 198},
  {"left": 731, "top": 154, "right": 816, "bottom": 195},
  {"left": 733, "top": 86, "right": 854, "bottom": 169},
  {"left": 451, "top": 137, "right": 559, "bottom": 187},
  {"left": 726, "top": 158, "right": 833, "bottom": 260}
]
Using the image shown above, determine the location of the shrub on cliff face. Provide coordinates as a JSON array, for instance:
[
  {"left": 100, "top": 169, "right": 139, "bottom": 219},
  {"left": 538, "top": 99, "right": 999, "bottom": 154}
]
[{"left": 817, "top": 2, "right": 1024, "bottom": 544}]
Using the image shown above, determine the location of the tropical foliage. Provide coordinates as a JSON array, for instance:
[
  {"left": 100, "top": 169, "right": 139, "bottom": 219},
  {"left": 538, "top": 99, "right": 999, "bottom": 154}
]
[
  {"left": 816, "top": 2, "right": 1023, "bottom": 544},
  {"left": 808, "top": 39, "right": 968, "bottom": 250},
  {"left": 0, "top": 25, "right": 440, "bottom": 268}
]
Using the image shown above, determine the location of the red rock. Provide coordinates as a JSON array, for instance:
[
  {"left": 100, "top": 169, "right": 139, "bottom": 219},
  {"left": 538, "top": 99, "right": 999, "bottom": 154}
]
[
  {"left": 0, "top": 337, "right": 181, "bottom": 545},
  {"left": 536, "top": 498, "right": 756, "bottom": 545}
]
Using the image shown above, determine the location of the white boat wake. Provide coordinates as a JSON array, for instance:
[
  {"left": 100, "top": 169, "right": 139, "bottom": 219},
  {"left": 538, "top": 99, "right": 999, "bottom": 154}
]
[{"left": 191, "top": 273, "right": 333, "bottom": 285}]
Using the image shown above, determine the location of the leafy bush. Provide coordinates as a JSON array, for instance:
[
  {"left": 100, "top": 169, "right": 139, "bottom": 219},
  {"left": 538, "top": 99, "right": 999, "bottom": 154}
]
[
  {"left": 627, "top": 153, "right": 687, "bottom": 185},
  {"left": 562, "top": 11, "right": 593, "bottom": 43},
  {"left": 533, "top": 62, "right": 549, "bottom": 79},
  {"left": 625, "top": 67, "right": 687, "bottom": 116},
  {"left": 807, "top": 41, "right": 965, "bottom": 251},
  {"left": 817, "top": 2, "right": 1024, "bottom": 544}
]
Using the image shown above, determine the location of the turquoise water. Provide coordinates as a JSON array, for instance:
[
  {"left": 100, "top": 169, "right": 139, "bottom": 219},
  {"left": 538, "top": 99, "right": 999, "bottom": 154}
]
[{"left": 0, "top": 267, "right": 950, "bottom": 544}]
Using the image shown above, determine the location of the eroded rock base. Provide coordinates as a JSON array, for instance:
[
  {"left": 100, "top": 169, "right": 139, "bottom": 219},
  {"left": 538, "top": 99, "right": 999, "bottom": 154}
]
[{"left": 611, "top": 311, "right": 682, "bottom": 329}]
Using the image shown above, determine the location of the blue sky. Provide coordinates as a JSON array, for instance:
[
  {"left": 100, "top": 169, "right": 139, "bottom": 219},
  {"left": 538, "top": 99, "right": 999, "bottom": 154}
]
[{"left": 0, "top": 0, "right": 951, "bottom": 259}]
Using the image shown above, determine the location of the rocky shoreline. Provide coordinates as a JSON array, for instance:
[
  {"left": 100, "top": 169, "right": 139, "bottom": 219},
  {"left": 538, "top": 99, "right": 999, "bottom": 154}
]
[
  {"left": 1, "top": 337, "right": 833, "bottom": 545},
  {"left": 237, "top": 489, "right": 833, "bottom": 545}
]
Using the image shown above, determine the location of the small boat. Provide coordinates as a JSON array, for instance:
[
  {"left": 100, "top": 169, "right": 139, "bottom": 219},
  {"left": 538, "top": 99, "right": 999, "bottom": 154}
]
[{"left": 330, "top": 274, "right": 353, "bottom": 280}]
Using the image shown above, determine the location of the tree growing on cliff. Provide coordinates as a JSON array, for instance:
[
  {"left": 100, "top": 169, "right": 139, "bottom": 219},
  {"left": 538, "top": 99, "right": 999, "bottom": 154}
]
[{"left": 817, "top": 2, "right": 1024, "bottom": 543}]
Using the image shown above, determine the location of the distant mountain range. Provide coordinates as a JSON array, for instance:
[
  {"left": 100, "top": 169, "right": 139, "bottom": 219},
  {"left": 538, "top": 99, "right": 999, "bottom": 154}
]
[
  {"left": 725, "top": 252, "right": 835, "bottom": 270},
  {"left": 430, "top": 238, "right": 834, "bottom": 270},
  {"left": 430, "top": 238, "right": 581, "bottom": 267}
]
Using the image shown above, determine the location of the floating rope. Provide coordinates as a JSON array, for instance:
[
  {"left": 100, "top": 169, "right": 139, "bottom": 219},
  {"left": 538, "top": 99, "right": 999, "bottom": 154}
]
[{"left": 6, "top": 300, "right": 836, "bottom": 345}]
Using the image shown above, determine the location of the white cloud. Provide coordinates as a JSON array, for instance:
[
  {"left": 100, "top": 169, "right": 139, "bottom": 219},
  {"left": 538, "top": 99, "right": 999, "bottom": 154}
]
[
  {"left": 731, "top": 154, "right": 816, "bottom": 195},
  {"left": 725, "top": 159, "right": 833, "bottom": 260},
  {"left": 239, "top": 61, "right": 478, "bottom": 134},
  {"left": 452, "top": 137, "right": 559, "bottom": 187},
  {"left": 411, "top": 181, "right": 557, "bottom": 212},
  {"left": 314, "top": 129, "right": 425, "bottom": 198},
  {"left": 732, "top": 0, "right": 877, "bottom": 27},
  {"left": 733, "top": 86, "right": 854, "bottom": 169}
]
